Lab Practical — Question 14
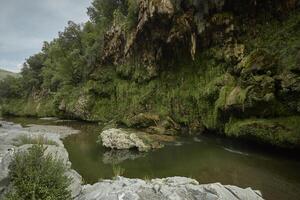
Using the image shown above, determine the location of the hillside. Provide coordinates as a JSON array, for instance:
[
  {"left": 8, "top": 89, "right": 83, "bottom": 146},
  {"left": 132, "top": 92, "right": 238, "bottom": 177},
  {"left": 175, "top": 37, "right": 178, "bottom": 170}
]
[
  {"left": 0, "top": 68, "right": 19, "bottom": 80},
  {"left": 0, "top": 0, "right": 299, "bottom": 149}
]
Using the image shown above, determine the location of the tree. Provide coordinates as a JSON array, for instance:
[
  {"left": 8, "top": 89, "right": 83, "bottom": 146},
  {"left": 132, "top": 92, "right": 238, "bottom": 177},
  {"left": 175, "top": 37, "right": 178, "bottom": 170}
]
[
  {"left": 87, "top": 0, "right": 126, "bottom": 25},
  {"left": 0, "top": 76, "right": 22, "bottom": 99},
  {"left": 21, "top": 52, "right": 46, "bottom": 93}
]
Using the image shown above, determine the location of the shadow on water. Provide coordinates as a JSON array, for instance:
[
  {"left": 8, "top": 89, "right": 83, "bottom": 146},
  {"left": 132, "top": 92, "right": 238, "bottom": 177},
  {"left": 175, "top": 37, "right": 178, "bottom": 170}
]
[{"left": 4, "top": 117, "right": 300, "bottom": 200}]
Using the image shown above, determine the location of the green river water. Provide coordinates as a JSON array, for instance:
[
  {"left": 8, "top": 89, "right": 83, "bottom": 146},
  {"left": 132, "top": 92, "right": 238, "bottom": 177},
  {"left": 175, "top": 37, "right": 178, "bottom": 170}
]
[{"left": 5, "top": 117, "right": 300, "bottom": 200}]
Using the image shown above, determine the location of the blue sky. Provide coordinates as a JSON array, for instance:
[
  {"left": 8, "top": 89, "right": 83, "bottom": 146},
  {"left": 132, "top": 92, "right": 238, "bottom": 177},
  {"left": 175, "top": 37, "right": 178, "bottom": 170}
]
[{"left": 0, "top": 0, "right": 91, "bottom": 72}]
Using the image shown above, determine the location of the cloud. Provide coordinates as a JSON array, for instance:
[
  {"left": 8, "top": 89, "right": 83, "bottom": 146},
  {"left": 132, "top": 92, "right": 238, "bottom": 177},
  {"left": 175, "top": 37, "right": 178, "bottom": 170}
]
[
  {"left": 0, "top": 59, "right": 22, "bottom": 72},
  {"left": 0, "top": 0, "right": 91, "bottom": 72}
]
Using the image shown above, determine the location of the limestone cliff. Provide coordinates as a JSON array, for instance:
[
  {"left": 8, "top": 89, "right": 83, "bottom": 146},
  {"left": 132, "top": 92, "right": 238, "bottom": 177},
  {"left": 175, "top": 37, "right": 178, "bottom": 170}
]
[
  {"left": 2, "top": 0, "right": 300, "bottom": 149},
  {"left": 93, "top": 0, "right": 300, "bottom": 148}
]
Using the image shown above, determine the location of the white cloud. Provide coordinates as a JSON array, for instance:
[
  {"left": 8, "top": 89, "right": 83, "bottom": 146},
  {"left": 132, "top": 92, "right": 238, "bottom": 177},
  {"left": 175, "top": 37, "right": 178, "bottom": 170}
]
[
  {"left": 17, "top": 63, "right": 24, "bottom": 71},
  {"left": 0, "top": 59, "right": 23, "bottom": 72}
]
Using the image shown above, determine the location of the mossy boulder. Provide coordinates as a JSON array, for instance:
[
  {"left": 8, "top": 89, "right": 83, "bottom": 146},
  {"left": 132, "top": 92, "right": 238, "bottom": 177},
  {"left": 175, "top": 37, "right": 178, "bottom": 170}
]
[
  {"left": 218, "top": 75, "right": 276, "bottom": 118},
  {"left": 225, "top": 116, "right": 300, "bottom": 148},
  {"left": 245, "top": 75, "right": 276, "bottom": 104},
  {"left": 124, "top": 114, "right": 182, "bottom": 135},
  {"left": 145, "top": 116, "right": 181, "bottom": 135},
  {"left": 221, "top": 86, "right": 249, "bottom": 112},
  {"left": 278, "top": 72, "right": 300, "bottom": 95},
  {"left": 236, "top": 49, "right": 278, "bottom": 77},
  {"left": 125, "top": 113, "right": 160, "bottom": 128}
]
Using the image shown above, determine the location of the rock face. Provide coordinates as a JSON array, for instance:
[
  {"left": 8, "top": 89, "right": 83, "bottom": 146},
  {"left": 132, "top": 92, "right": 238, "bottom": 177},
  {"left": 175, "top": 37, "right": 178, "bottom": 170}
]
[
  {"left": 76, "top": 176, "right": 263, "bottom": 200},
  {"left": 100, "top": 128, "right": 161, "bottom": 152},
  {"left": 103, "top": 0, "right": 297, "bottom": 74}
]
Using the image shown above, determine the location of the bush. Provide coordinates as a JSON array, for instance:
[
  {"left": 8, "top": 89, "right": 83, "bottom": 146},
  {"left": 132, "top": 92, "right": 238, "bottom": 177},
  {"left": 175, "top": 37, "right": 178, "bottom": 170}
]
[
  {"left": 16, "top": 135, "right": 58, "bottom": 147},
  {"left": 5, "top": 145, "right": 72, "bottom": 200}
]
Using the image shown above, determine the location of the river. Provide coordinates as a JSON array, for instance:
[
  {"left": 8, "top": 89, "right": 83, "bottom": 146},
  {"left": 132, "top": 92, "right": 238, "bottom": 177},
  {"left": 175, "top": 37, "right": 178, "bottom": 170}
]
[{"left": 5, "top": 117, "right": 300, "bottom": 200}]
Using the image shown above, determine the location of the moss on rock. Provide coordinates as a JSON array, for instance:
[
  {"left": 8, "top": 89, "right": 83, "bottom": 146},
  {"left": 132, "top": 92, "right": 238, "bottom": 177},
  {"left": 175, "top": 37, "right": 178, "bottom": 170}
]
[{"left": 225, "top": 116, "right": 300, "bottom": 148}]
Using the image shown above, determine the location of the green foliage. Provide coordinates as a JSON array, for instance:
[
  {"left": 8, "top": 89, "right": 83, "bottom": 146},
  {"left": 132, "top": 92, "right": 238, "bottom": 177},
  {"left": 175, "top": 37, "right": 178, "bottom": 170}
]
[
  {"left": 87, "top": 0, "right": 125, "bottom": 25},
  {"left": 126, "top": 0, "right": 139, "bottom": 31},
  {"left": 0, "top": 76, "right": 22, "bottom": 99},
  {"left": 225, "top": 116, "right": 300, "bottom": 148},
  {"left": 21, "top": 53, "right": 46, "bottom": 93},
  {"left": 0, "top": 0, "right": 140, "bottom": 101},
  {"left": 242, "top": 10, "right": 300, "bottom": 71},
  {"left": 5, "top": 145, "right": 71, "bottom": 200},
  {"left": 0, "top": 69, "right": 20, "bottom": 80},
  {"left": 0, "top": 97, "right": 56, "bottom": 118}
]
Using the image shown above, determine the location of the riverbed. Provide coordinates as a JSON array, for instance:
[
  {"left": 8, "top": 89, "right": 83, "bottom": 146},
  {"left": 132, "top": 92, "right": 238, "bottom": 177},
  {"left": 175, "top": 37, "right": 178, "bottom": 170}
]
[{"left": 5, "top": 117, "right": 300, "bottom": 200}]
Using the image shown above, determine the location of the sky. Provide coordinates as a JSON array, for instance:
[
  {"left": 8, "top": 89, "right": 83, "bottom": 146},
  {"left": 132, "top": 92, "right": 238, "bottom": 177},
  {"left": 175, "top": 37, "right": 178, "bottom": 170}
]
[{"left": 0, "top": 0, "right": 91, "bottom": 72}]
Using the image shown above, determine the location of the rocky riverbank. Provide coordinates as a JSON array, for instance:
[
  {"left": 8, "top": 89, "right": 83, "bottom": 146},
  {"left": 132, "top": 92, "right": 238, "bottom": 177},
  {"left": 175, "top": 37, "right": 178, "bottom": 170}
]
[
  {"left": 0, "top": 120, "right": 82, "bottom": 198},
  {"left": 78, "top": 176, "right": 263, "bottom": 200},
  {"left": 0, "top": 120, "right": 264, "bottom": 199}
]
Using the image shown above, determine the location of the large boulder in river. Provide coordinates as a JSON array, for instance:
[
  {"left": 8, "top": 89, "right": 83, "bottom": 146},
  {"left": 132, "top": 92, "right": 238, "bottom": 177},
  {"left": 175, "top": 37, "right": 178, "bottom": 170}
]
[
  {"left": 76, "top": 176, "right": 263, "bottom": 200},
  {"left": 99, "top": 128, "right": 172, "bottom": 152}
]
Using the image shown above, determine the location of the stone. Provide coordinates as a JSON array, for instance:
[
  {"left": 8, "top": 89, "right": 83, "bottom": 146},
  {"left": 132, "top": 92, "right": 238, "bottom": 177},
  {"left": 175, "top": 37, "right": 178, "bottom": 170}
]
[
  {"left": 188, "top": 120, "right": 205, "bottom": 134},
  {"left": 76, "top": 176, "right": 264, "bottom": 200},
  {"left": 66, "top": 169, "right": 83, "bottom": 198},
  {"left": 102, "top": 25, "right": 126, "bottom": 65},
  {"left": 100, "top": 128, "right": 153, "bottom": 152},
  {"left": 144, "top": 116, "right": 181, "bottom": 135},
  {"left": 225, "top": 117, "right": 300, "bottom": 148},
  {"left": 99, "top": 128, "right": 177, "bottom": 152},
  {"left": 126, "top": 113, "right": 160, "bottom": 128},
  {"left": 278, "top": 72, "right": 300, "bottom": 94},
  {"left": 0, "top": 146, "right": 14, "bottom": 194},
  {"left": 237, "top": 49, "right": 277, "bottom": 76}
]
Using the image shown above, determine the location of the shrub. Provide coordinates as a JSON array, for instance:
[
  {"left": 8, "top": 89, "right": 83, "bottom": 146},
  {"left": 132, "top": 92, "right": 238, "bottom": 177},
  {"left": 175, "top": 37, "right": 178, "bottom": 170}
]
[
  {"left": 16, "top": 135, "right": 58, "bottom": 146},
  {"left": 5, "top": 145, "right": 72, "bottom": 200}
]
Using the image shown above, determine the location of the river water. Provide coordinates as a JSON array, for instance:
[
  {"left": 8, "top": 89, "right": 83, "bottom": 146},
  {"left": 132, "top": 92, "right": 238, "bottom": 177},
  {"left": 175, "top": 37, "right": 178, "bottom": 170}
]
[{"left": 5, "top": 117, "right": 300, "bottom": 200}]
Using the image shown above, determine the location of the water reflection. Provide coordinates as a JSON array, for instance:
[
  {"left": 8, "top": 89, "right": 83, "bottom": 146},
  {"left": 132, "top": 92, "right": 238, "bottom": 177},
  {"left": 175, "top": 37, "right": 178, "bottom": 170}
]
[{"left": 102, "top": 150, "right": 146, "bottom": 164}]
